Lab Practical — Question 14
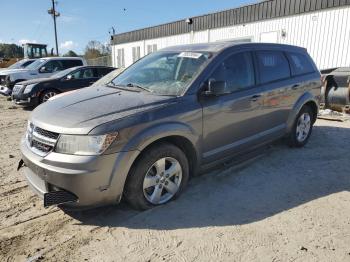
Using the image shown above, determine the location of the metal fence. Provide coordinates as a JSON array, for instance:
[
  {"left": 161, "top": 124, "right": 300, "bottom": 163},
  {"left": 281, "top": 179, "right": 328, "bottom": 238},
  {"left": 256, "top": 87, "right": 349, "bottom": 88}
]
[{"left": 86, "top": 55, "right": 112, "bottom": 67}]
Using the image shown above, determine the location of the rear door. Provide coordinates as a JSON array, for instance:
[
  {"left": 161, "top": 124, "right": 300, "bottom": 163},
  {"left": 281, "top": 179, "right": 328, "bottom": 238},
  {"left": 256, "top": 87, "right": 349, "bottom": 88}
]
[
  {"left": 200, "top": 51, "right": 265, "bottom": 163},
  {"left": 254, "top": 50, "right": 295, "bottom": 134}
]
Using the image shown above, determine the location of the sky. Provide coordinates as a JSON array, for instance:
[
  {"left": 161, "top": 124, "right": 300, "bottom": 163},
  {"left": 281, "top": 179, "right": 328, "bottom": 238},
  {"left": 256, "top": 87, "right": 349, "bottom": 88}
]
[{"left": 0, "top": 0, "right": 255, "bottom": 55}]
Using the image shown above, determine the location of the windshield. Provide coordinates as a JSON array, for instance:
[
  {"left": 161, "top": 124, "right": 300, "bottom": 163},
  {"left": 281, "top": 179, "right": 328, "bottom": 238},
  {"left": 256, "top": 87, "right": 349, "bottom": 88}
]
[
  {"left": 51, "top": 67, "right": 77, "bottom": 78},
  {"left": 8, "top": 60, "right": 25, "bottom": 69},
  {"left": 26, "top": 59, "right": 46, "bottom": 70},
  {"left": 111, "top": 51, "right": 211, "bottom": 96}
]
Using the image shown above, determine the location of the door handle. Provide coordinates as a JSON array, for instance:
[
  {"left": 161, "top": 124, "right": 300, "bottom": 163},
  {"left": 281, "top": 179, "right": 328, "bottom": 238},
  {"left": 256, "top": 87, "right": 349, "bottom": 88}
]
[
  {"left": 251, "top": 94, "right": 262, "bottom": 101},
  {"left": 291, "top": 84, "right": 300, "bottom": 90}
]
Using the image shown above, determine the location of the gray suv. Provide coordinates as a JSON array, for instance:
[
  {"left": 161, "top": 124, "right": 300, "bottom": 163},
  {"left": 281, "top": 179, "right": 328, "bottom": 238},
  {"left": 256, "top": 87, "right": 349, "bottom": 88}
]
[{"left": 19, "top": 43, "right": 321, "bottom": 210}]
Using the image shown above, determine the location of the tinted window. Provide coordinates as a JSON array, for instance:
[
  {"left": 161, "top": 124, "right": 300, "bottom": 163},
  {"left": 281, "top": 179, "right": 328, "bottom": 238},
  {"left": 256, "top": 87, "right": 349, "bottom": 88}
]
[
  {"left": 43, "top": 60, "right": 64, "bottom": 73},
  {"left": 256, "top": 51, "right": 290, "bottom": 84},
  {"left": 70, "top": 68, "right": 94, "bottom": 79},
  {"left": 61, "top": 59, "right": 83, "bottom": 69},
  {"left": 287, "top": 52, "right": 315, "bottom": 76},
  {"left": 96, "top": 68, "right": 113, "bottom": 78},
  {"left": 22, "top": 60, "right": 34, "bottom": 68},
  {"left": 210, "top": 52, "right": 255, "bottom": 93}
]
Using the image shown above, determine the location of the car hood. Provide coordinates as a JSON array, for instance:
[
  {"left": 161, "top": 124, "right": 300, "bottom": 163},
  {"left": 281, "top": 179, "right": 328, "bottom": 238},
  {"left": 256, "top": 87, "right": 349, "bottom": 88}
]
[
  {"left": 0, "top": 68, "right": 28, "bottom": 76},
  {"left": 20, "top": 77, "right": 54, "bottom": 85},
  {"left": 30, "top": 85, "right": 177, "bottom": 134}
]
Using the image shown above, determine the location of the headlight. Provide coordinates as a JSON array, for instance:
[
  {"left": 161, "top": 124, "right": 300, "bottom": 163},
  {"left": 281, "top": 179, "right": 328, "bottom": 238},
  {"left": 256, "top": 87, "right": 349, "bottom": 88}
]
[
  {"left": 23, "top": 84, "right": 36, "bottom": 94},
  {"left": 55, "top": 132, "right": 118, "bottom": 155}
]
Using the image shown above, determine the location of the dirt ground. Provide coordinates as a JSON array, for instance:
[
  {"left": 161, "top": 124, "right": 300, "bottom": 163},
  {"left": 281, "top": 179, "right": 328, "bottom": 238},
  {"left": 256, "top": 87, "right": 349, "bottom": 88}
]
[{"left": 0, "top": 95, "right": 350, "bottom": 262}]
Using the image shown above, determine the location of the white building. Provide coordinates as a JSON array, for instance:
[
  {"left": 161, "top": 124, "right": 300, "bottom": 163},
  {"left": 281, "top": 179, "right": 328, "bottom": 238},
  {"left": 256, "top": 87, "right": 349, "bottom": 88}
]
[{"left": 111, "top": 0, "right": 350, "bottom": 70}]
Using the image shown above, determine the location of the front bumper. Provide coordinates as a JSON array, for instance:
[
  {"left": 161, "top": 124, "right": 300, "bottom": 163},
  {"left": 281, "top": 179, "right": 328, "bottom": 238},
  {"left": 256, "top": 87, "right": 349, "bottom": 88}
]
[
  {"left": 20, "top": 136, "right": 139, "bottom": 208},
  {"left": 12, "top": 93, "right": 38, "bottom": 107}
]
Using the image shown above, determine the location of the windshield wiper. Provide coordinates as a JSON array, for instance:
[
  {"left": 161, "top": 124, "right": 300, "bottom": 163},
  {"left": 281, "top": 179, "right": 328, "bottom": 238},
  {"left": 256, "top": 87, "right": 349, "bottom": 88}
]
[{"left": 125, "top": 83, "right": 151, "bottom": 92}]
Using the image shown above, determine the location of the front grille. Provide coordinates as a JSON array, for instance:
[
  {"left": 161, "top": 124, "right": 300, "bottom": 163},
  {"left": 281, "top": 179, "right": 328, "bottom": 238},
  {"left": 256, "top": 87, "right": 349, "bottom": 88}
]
[
  {"left": 34, "top": 126, "right": 59, "bottom": 140},
  {"left": 26, "top": 123, "right": 60, "bottom": 156},
  {"left": 12, "top": 84, "right": 23, "bottom": 95}
]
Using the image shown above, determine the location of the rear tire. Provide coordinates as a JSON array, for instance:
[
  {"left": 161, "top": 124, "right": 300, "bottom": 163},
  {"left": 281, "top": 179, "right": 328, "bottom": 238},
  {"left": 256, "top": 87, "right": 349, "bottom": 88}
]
[
  {"left": 124, "top": 143, "right": 189, "bottom": 210},
  {"left": 40, "top": 89, "right": 58, "bottom": 104},
  {"left": 288, "top": 105, "right": 314, "bottom": 147}
]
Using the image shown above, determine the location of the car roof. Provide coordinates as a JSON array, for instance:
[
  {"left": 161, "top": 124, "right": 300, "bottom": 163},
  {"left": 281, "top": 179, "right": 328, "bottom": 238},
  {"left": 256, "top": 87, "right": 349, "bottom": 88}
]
[
  {"left": 38, "top": 57, "right": 84, "bottom": 61},
  {"left": 161, "top": 42, "right": 306, "bottom": 53},
  {"left": 68, "top": 65, "right": 115, "bottom": 70}
]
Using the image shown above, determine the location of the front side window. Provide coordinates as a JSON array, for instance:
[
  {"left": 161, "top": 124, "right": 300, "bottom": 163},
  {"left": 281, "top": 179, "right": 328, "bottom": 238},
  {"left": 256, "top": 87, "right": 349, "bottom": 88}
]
[
  {"left": 256, "top": 51, "right": 290, "bottom": 84},
  {"left": 112, "top": 51, "right": 211, "bottom": 96},
  {"left": 68, "top": 68, "right": 95, "bottom": 79},
  {"left": 42, "top": 60, "right": 64, "bottom": 73},
  {"left": 209, "top": 52, "right": 255, "bottom": 93}
]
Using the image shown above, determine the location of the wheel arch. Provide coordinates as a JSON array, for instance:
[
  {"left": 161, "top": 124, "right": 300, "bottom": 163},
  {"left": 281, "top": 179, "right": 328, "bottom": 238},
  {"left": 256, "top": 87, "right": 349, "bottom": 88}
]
[
  {"left": 132, "top": 135, "right": 199, "bottom": 178},
  {"left": 286, "top": 92, "right": 319, "bottom": 133}
]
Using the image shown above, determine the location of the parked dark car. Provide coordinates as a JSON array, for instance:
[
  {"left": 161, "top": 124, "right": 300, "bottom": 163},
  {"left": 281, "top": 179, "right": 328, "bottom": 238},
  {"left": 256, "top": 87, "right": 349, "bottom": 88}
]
[
  {"left": 19, "top": 43, "right": 321, "bottom": 210},
  {"left": 11, "top": 65, "right": 115, "bottom": 106}
]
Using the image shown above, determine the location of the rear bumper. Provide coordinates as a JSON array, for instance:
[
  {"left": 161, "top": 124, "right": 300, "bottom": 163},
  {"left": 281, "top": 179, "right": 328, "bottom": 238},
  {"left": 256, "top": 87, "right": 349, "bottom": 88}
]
[{"left": 20, "top": 136, "right": 139, "bottom": 208}]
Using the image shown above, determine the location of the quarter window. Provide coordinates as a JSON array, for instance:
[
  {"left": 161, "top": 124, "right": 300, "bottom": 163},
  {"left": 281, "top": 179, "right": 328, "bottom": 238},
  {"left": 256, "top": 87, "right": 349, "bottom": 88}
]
[
  {"left": 210, "top": 52, "right": 255, "bottom": 93},
  {"left": 256, "top": 51, "right": 290, "bottom": 84},
  {"left": 287, "top": 52, "right": 315, "bottom": 76}
]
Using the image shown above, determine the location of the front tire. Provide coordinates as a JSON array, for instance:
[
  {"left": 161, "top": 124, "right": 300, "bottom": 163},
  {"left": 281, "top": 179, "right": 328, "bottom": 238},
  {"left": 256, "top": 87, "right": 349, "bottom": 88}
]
[
  {"left": 124, "top": 143, "right": 189, "bottom": 210},
  {"left": 40, "top": 89, "right": 58, "bottom": 104},
  {"left": 288, "top": 105, "right": 314, "bottom": 147}
]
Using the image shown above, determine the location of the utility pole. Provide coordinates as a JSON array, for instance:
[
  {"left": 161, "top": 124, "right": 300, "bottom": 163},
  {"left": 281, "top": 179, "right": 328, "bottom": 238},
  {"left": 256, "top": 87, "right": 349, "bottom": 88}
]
[{"left": 48, "top": 0, "right": 60, "bottom": 56}]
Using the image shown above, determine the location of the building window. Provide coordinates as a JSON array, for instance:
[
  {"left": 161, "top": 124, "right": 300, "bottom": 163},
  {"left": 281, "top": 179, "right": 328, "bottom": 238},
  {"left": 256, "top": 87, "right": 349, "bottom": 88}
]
[
  {"left": 132, "top": 46, "right": 141, "bottom": 62},
  {"left": 117, "top": 48, "right": 125, "bottom": 68},
  {"left": 147, "top": 44, "right": 157, "bottom": 54}
]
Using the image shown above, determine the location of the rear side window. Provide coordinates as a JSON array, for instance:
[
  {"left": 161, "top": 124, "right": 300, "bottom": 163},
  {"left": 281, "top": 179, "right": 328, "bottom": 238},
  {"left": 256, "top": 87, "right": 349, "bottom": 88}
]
[
  {"left": 287, "top": 52, "right": 315, "bottom": 76},
  {"left": 61, "top": 59, "right": 83, "bottom": 69},
  {"left": 256, "top": 51, "right": 290, "bottom": 84}
]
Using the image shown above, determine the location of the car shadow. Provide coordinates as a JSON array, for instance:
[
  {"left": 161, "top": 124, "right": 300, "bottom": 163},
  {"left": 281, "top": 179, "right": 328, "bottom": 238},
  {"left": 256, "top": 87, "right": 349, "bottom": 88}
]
[{"left": 66, "top": 124, "right": 350, "bottom": 230}]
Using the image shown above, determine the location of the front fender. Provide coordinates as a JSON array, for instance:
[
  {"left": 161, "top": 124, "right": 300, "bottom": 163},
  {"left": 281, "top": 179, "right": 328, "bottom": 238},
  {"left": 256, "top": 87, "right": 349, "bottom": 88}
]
[
  {"left": 286, "top": 91, "right": 319, "bottom": 133},
  {"left": 106, "top": 122, "right": 201, "bottom": 201},
  {"left": 124, "top": 121, "right": 200, "bottom": 153}
]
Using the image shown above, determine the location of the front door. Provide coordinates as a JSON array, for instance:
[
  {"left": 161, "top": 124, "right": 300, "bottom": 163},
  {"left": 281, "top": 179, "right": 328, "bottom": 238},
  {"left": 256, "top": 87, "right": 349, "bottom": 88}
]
[
  {"left": 200, "top": 51, "right": 265, "bottom": 163},
  {"left": 61, "top": 68, "right": 97, "bottom": 91}
]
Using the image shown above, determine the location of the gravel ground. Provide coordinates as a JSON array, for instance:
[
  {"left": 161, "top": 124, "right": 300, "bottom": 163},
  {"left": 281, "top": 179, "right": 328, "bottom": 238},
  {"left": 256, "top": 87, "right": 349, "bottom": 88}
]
[{"left": 0, "top": 95, "right": 350, "bottom": 262}]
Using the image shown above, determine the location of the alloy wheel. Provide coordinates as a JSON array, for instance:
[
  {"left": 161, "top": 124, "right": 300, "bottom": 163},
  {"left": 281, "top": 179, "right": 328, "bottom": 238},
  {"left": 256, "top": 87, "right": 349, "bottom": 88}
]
[
  {"left": 296, "top": 113, "right": 311, "bottom": 142},
  {"left": 143, "top": 157, "right": 182, "bottom": 205},
  {"left": 42, "top": 91, "right": 57, "bottom": 102}
]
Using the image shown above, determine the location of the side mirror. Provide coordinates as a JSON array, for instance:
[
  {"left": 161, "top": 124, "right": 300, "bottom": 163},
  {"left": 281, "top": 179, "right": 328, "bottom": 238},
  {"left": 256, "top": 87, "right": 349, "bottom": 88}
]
[
  {"left": 66, "top": 74, "right": 74, "bottom": 80},
  {"left": 203, "top": 79, "right": 227, "bottom": 96},
  {"left": 39, "top": 66, "right": 46, "bottom": 73}
]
